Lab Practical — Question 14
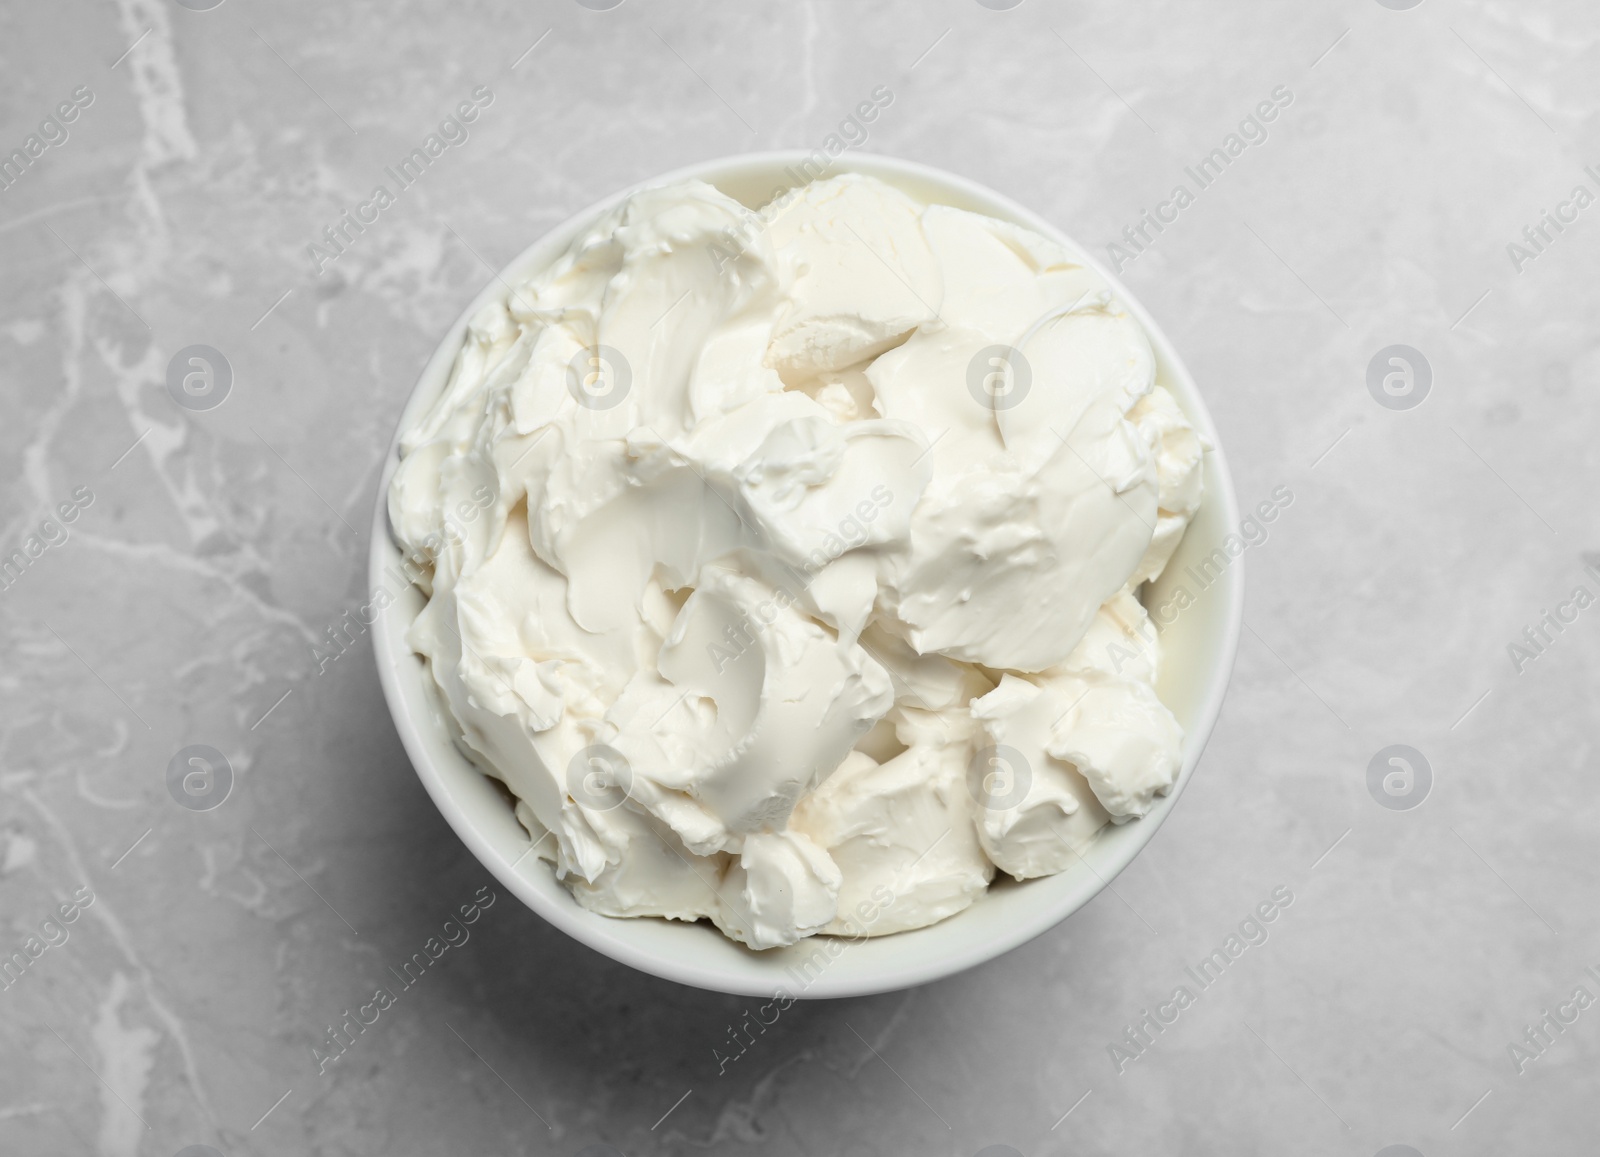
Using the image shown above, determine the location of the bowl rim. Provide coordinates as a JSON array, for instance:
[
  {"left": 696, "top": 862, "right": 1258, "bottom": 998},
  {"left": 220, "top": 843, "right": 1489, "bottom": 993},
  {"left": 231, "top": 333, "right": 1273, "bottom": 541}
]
[{"left": 370, "top": 149, "right": 1244, "bottom": 998}]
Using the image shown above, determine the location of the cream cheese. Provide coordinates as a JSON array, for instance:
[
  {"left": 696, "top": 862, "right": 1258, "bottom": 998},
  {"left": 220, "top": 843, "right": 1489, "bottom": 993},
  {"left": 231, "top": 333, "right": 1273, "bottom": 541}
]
[{"left": 389, "top": 173, "right": 1205, "bottom": 949}]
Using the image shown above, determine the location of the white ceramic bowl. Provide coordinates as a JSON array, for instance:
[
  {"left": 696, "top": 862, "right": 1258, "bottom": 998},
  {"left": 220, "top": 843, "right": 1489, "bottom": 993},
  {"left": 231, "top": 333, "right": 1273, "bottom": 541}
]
[{"left": 371, "top": 151, "right": 1242, "bottom": 998}]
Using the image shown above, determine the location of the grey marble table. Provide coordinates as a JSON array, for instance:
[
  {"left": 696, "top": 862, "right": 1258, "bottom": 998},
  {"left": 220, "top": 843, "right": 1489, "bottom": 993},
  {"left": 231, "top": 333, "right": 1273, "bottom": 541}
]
[{"left": 2, "top": 1, "right": 1597, "bottom": 1154}]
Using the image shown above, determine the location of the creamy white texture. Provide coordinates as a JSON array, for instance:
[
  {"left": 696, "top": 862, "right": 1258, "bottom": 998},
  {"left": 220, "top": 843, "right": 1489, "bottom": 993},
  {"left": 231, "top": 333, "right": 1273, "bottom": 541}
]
[{"left": 389, "top": 173, "right": 1205, "bottom": 949}]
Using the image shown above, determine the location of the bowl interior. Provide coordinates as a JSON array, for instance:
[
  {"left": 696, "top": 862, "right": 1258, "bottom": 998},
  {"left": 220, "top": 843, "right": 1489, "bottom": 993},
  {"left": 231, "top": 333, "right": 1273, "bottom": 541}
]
[{"left": 371, "top": 151, "right": 1243, "bottom": 998}]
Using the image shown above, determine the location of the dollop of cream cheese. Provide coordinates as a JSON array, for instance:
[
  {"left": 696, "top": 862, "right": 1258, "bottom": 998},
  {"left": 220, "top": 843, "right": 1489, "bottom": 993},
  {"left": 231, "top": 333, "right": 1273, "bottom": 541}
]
[{"left": 389, "top": 174, "right": 1205, "bottom": 950}]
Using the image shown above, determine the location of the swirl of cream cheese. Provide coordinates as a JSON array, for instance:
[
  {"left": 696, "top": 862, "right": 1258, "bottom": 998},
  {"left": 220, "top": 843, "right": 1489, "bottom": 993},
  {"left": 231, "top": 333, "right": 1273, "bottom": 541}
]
[{"left": 389, "top": 173, "right": 1204, "bottom": 949}]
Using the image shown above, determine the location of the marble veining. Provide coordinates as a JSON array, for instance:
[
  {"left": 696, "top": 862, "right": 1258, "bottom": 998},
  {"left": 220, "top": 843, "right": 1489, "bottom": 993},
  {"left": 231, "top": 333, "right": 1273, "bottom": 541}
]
[{"left": 2, "top": 1, "right": 1598, "bottom": 1154}]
